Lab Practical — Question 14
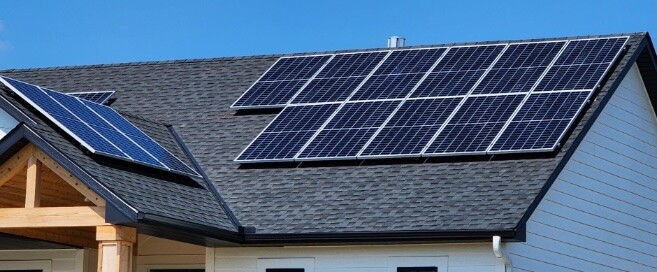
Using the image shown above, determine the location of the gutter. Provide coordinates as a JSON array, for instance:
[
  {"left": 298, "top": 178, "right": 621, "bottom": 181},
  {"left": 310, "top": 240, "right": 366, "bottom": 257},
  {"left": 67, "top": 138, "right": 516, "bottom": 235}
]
[{"left": 493, "top": 236, "right": 511, "bottom": 271}]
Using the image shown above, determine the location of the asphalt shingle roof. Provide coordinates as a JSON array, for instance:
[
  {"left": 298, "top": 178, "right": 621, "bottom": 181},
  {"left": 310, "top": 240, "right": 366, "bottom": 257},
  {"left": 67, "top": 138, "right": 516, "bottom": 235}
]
[{"left": 0, "top": 33, "right": 649, "bottom": 236}]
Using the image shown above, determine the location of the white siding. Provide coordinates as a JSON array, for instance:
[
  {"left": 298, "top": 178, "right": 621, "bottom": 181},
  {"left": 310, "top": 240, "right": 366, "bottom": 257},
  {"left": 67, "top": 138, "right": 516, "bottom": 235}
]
[
  {"left": 506, "top": 64, "right": 657, "bottom": 271},
  {"left": 210, "top": 243, "right": 502, "bottom": 272},
  {"left": 0, "top": 107, "right": 17, "bottom": 138},
  {"left": 0, "top": 249, "right": 90, "bottom": 272}
]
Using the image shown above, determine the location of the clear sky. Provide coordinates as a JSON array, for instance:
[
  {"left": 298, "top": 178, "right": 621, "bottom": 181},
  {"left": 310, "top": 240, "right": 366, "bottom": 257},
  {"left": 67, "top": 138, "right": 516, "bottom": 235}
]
[{"left": 0, "top": 0, "right": 655, "bottom": 69}]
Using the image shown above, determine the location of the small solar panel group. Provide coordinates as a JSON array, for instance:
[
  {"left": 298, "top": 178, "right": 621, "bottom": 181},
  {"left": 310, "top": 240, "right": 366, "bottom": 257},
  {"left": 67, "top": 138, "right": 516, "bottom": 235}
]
[
  {"left": 0, "top": 77, "right": 199, "bottom": 176},
  {"left": 69, "top": 91, "right": 115, "bottom": 104},
  {"left": 234, "top": 36, "right": 628, "bottom": 163}
]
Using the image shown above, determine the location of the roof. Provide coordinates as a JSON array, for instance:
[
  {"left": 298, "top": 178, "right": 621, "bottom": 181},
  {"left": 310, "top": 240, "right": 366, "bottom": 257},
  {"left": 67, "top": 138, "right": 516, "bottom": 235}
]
[{"left": 0, "top": 32, "right": 655, "bottom": 245}]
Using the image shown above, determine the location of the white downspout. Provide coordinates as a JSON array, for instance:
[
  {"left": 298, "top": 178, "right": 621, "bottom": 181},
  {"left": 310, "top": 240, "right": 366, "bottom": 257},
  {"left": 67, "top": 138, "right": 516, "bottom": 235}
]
[{"left": 493, "top": 236, "right": 511, "bottom": 272}]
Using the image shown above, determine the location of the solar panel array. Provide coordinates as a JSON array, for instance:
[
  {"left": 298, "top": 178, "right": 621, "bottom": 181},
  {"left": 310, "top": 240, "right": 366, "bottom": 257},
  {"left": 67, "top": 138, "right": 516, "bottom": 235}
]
[
  {"left": 69, "top": 91, "right": 115, "bottom": 104},
  {"left": 232, "top": 36, "right": 628, "bottom": 162},
  {"left": 0, "top": 76, "right": 199, "bottom": 176}
]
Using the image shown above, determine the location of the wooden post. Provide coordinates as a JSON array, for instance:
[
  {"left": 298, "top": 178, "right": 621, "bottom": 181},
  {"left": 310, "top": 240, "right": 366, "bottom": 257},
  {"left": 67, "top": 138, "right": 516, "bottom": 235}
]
[
  {"left": 25, "top": 156, "right": 41, "bottom": 208},
  {"left": 96, "top": 225, "right": 136, "bottom": 272}
]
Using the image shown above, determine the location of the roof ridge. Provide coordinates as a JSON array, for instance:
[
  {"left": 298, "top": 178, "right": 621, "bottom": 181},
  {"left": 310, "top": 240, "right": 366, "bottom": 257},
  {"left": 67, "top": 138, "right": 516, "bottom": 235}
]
[{"left": 0, "top": 32, "right": 645, "bottom": 72}]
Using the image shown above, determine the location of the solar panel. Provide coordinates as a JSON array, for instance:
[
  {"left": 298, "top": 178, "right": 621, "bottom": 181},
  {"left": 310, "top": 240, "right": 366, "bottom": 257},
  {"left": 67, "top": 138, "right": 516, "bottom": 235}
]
[
  {"left": 232, "top": 55, "right": 331, "bottom": 108},
  {"left": 411, "top": 45, "right": 505, "bottom": 98},
  {"left": 423, "top": 94, "right": 525, "bottom": 154},
  {"left": 350, "top": 48, "right": 445, "bottom": 101},
  {"left": 69, "top": 91, "right": 114, "bottom": 104},
  {"left": 0, "top": 76, "right": 199, "bottom": 176},
  {"left": 236, "top": 104, "right": 340, "bottom": 162},
  {"left": 233, "top": 36, "right": 629, "bottom": 163},
  {"left": 472, "top": 42, "right": 565, "bottom": 94},
  {"left": 489, "top": 91, "right": 591, "bottom": 152},
  {"left": 297, "top": 100, "right": 400, "bottom": 159},
  {"left": 290, "top": 51, "right": 388, "bottom": 104},
  {"left": 535, "top": 38, "right": 627, "bottom": 92},
  {"left": 359, "top": 97, "right": 460, "bottom": 157}
]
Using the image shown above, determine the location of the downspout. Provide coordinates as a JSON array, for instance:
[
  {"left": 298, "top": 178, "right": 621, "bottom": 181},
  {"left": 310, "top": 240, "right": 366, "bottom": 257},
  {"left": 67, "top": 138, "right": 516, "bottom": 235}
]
[{"left": 493, "top": 236, "right": 511, "bottom": 272}]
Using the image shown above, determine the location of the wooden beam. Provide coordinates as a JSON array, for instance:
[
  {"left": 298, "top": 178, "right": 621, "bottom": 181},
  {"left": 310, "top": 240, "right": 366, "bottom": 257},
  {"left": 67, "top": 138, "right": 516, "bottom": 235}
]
[
  {"left": 33, "top": 148, "right": 106, "bottom": 206},
  {"left": 0, "top": 145, "right": 32, "bottom": 188},
  {"left": 0, "top": 206, "right": 109, "bottom": 228},
  {"left": 97, "top": 225, "right": 136, "bottom": 272},
  {"left": 25, "top": 156, "right": 41, "bottom": 208},
  {"left": 1, "top": 227, "right": 97, "bottom": 248},
  {"left": 96, "top": 225, "right": 137, "bottom": 243}
]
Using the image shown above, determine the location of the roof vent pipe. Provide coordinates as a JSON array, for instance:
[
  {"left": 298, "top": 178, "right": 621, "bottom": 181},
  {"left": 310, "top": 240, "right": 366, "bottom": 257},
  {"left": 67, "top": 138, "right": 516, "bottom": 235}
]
[{"left": 388, "top": 36, "right": 405, "bottom": 48}]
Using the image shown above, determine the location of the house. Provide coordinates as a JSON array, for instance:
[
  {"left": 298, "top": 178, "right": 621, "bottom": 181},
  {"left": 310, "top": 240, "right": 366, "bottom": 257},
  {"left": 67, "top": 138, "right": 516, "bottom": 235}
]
[{"left": 0, "top": 32, "right": 654, "bottom": 272}]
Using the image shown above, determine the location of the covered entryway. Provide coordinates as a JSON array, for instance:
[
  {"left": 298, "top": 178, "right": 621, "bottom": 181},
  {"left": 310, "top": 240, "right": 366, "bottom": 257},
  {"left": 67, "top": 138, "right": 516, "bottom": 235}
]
[{"left": 0, "top": 144, "right": 136, "bottom": 272}]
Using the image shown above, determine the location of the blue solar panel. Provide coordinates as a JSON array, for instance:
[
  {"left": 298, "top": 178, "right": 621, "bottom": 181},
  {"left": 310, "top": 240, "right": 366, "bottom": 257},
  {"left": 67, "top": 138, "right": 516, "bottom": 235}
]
[
  {"left": 412, "top": 70, "right": 485, "bottom": 98},
  {"left": 290, "top": 52, "right": 389, "bottom": 104},
  {"left": 489, "top": 91, "right": 590, "bottom": 151},
  {"left": 350, "top": 73, "right": 426, "bottom": 101},
  {"left": 410, "top": 45, "right": 504, "bottom": 98},
  {"left": 424, "top": 94, "right": 525, "bottom": 154},
  {"left": 349, "top": 49, "right": 445, "bottom": 101},
  {"left": 69, "top": 91, "right": 114, "bottom": 104},
  {"left": 233, "top": 80, "right": 307, "bottom": 108},
  {"left": 297, "top": 101, "right": 399, "bottom": 159},
  {"left": 232, "top": 55, "right": 331, "bottom": 108},
  {"left": 374, "top": 48, "right": 446, "bottom": 75},
  {"left": 360, "top": 98, "right": 460, "bottom": 157},
  {"left": 260, "top": 55, "right": 332, "bottom": 81},
  {"left": 534, "top": 37, "right": 627, "bottom": 92},
  {"left": 433, "top": 45, "right": 505, "bottom": 72},
  {"left": 1, "top": 76, "right": 199, "bottom": 176},
  {"left": 555, "top": 38, "right": 627, "bottom": 65},
  {"left": 316, "top": 52, "right": 388, "bottom": 78},
  {"left": 236, "top": 104, "right": 339, "bottom": 161},
  {"left": 534, "top": 63, "right": 608, "bottom": 92},
  {"left": 473, "top": 42, "right": 565, "bottom": 94},
  {"left": 290, "top": 77, "right": 362, "bottom": 104}
]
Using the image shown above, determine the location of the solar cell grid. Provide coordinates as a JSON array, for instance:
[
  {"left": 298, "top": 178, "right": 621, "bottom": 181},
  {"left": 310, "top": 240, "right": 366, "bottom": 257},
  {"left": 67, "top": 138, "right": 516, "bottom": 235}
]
[
  {"left": 411, "top": 45, "right": 504, "bottom": 98},
  {"left": 69, "top": 91, "right": 114, "bottom": 104},
  {"left": 360, "top": 98, "right": 460, "bottom": 157},
  {"left": 260, "top": 55, "right": 332, "bottom": 81},
  {"left": 472, "top": 42, "right": 565, "bottom": 94},
  {"left": 489, "top": 91, "right": 590, "bottom": 151},
  {"left": 290, "top": 51, "right": 388, "bottom": 104},
  {"left": 424, "top": 94, "right": 525, "bottom": 154},
  {"left": 297, "top": 100, "right": 400, "bottom": 159},
  {"left": 555, "top": 38, "right": 627, "bottom": 65},
  {"left": 350, "top": 49, "right": 445, "bottom": 101},
  {"left": 535, "top": 37, "right": 627, "bottom": 92},
  {"left": 232, "top": 55, "right": 331, "bottom": 108},
  {"left": 236, "top": 104, "right": 339, "bottom": 161}
]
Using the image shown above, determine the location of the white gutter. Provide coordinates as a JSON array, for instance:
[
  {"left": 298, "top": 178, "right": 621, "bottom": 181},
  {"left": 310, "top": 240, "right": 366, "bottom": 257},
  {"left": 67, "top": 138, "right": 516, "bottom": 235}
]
[{"left": 493, "top": 235, "right": 511, "bottom": 272}]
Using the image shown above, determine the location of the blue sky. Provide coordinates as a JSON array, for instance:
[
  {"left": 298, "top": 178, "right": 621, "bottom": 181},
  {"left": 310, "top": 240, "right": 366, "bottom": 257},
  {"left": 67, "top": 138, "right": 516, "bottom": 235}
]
[{"left": 0, "top": 0, "right": 654, "bottom": 69}]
